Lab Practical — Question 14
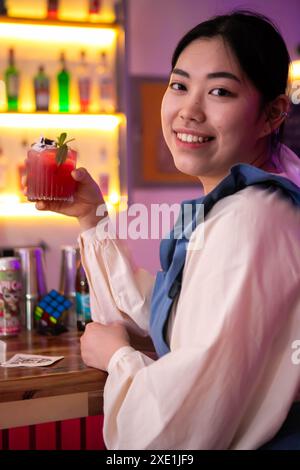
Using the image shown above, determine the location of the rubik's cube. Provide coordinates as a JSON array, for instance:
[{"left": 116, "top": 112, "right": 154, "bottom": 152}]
[{"left": 35, "top": 290, "right": 72, "bottom": 334}]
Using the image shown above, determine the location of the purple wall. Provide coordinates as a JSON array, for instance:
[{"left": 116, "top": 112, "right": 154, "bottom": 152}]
[
  {"left": 126, "top": 186, "right": 202, "bottom": 274},
  {"left": 128, "top": 0, "right": 300, "bottom": 76}
]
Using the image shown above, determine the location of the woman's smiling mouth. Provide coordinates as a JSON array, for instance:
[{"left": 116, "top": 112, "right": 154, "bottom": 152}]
[{"left": 174, "top": 131, "right": 215, "bottom": 148}]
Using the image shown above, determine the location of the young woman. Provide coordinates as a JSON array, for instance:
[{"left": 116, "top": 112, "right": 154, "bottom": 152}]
[{"left": 34, "top": 11, "right": 300, "bottom": 449}]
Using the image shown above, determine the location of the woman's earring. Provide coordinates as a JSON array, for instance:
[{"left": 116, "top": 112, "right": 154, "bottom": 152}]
[{"left": 280, "top": 111, "right": 288, "bottom": 118}]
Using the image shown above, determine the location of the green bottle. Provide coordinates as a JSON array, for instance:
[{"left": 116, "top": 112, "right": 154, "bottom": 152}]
[
  {"left": 5, "top": 48, "right": 19, "bottom": 112},
  {"left": 57, "top": 53, "right": 70, "bottom": 112}
]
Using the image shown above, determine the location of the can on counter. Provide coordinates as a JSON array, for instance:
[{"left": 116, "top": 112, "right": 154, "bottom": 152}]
[{"left": 0, "top": 257, "right": 22, "bottom": 336}]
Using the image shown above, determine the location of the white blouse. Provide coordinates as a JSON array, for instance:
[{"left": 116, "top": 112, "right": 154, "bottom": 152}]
[{"left": 79, "top": 183, "right": 300, "bottom": 450}]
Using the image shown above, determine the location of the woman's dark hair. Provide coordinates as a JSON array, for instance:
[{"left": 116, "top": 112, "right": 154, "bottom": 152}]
[{"left": 172, "top": 10, "right": 291, "bottom": 146}]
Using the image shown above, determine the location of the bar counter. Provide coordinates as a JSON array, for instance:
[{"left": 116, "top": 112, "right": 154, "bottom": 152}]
[{"left": 0, "top": 329, "right": 156, "bottom": 430}]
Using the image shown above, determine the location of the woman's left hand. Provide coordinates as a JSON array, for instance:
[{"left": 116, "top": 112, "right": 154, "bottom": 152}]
[{"left": 80, "top": 321, "right": 131, "bottom": 371}]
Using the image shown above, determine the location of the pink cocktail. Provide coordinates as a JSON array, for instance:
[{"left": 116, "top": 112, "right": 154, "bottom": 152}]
[{"left": 27, "top": 146, "right": 77, "bottom": 201}]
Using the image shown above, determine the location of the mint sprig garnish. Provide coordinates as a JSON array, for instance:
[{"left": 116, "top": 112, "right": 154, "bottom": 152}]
[{"left": 55, "top": 132, "right": 75, "bottom": 166}]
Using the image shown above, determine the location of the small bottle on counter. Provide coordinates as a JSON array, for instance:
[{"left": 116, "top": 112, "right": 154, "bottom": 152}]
[{"left": 76, "top": 261, "right": 91, "bottom": 331}]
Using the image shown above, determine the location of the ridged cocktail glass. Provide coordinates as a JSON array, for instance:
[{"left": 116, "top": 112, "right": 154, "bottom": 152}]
[{"left": 26, "top": 147, "right": 77, "bottom": 201}]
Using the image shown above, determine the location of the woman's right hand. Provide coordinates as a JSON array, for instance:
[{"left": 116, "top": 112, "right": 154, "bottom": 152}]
[{"left": 23, "top": 167, "right": 108, "bottom": 231}]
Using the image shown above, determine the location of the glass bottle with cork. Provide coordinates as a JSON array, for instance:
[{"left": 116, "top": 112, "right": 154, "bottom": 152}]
[{"left": 76, "top": 261, "right": 91, "bottom": 331}]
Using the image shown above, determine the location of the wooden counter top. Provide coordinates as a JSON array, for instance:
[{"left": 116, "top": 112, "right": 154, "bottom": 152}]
[{"left": 0, "top": 329, "right": 156, "bottom": 429}]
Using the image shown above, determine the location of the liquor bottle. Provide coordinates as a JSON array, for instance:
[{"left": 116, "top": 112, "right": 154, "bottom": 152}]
[
  {"left": 5, "top": 48, "right": 19, "bottom": 112},
  {"left": 57, "top": 52, "right": 70, "bottom": 112},
  {"left": 34, "top": 65, "right": 50, "bottom": 111},
  {"left": 89, "top": 0, "right": 101, "bottom": 20},
  {"left": 76, "top": 261, "right": 91, "bottom": 331},
  {"left": 77, "top": 51, "right": 91, "bottom": 112},
  {"left": 0, "top": 0, "right": 7, "bottom": 15},
  {"left": 0, "top": 145, "right": 8, "bottom": 192},
  {"left": 47, "top": 0, "right": 58, "bottom": 20},
  {"left": 113, "top": 0, "right": 124, "bottom": 23},
  {"left": 96, "top": 51, "right": 116, "bottom": 113}
]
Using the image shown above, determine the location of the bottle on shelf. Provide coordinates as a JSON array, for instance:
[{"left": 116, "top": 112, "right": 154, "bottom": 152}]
[
  {"left": 0, "top": 0, "right": 7, "bottom": 16},
  {"left": 0, "top": 79, "right": 6, "bottom": 111},
  {"left": 47, "top": 0, "right": 59, "bottom": 20},
  {"left": 34, "top": 65, "right": 50, "bottom": 112},
  {"left": 76, "top": 261, "right": 91, "bottom": 331},
  {"left": 0, "top": 145, "right": 8, "bottom": 192},
  {"left": 99, "top": 172, "right": 109, "bottom": 197},
  {"left": 5, "top": 48, "right": 19, "bottom": 112},
  {"left": 113, "top": 0, "right": 124, "bottom": 23},
  {"left": 88, "top": 0, "right": 102, "bottom": 20},
  {"left": 96, "top": 51, "right": 116, "bottom": 113},
  {"left": 77, "top": 51, "right": 91, "bottom": 113},
  {"left": 57, "top": 52, "right": 70, "bottom": 112},
  {"left": 18, "top": 139, "right": 28, "bottom": 201},
  {"left": 99, "top": 145, "right": 109, "bottom": 166}
]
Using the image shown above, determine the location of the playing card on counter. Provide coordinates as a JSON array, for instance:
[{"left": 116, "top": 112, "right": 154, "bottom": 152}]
[{"left": 0, "top": 353, "right": 64, "bottom": 368}]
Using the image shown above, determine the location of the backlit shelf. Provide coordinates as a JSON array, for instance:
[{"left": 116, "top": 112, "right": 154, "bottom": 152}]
[
  {"left": 0, "top": 194, "right": 69, "bottom": 218},
  {"left": 0, "top": 113, "right": 123, "bottom": 130},
  {"left": 0, "top": 16, "right": 118, "bottom": 28},
  {"left": 0, "top": 194, "right": 127, "bottom": 218},
  {"left": 0, "top": 17, "right": 117, "bottom": 47}
]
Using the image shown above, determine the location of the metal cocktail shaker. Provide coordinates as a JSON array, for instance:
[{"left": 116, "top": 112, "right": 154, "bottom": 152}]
[
  {"left": 14, "top": 246, "right": 47, "bottom": 331},
  {"left": 59, "top": 245, "right": 80, "bottom": 328}
]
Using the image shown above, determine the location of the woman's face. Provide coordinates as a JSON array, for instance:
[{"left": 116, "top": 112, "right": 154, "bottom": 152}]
[{"left": 161, "top": 37, "right": 269, "bottom": 191}]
